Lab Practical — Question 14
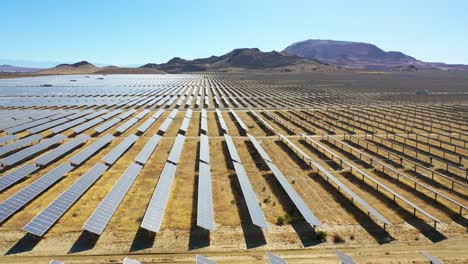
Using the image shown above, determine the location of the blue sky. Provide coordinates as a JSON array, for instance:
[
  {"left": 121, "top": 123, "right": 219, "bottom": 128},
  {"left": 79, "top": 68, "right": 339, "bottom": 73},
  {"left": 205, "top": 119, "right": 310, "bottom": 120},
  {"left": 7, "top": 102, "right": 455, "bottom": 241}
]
[{"left": 2, "top": 0, "right": 468, "bottom": 67}]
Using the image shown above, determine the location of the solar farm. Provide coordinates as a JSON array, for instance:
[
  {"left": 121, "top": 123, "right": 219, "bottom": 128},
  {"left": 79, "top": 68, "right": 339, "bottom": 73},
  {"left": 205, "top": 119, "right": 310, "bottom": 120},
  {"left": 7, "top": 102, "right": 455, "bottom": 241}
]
[{"left": 0, "top": 73, "right": 466, "bottom": 263}]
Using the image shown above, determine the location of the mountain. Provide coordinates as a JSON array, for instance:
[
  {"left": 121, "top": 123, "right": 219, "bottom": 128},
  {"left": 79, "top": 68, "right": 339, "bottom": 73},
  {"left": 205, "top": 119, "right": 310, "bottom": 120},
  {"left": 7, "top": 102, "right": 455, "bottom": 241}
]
[
  {"left": 39, "top": 61, "right": 100, "bottom": 74},
  {"left": 283, "top": 39, "right": 468, "bottom": 70},
  {"left": 0, "top": 64, "right": 42, "bottom": 73},
  {"left": 141, "top": 48, "right": 337, "bottom": 73}
]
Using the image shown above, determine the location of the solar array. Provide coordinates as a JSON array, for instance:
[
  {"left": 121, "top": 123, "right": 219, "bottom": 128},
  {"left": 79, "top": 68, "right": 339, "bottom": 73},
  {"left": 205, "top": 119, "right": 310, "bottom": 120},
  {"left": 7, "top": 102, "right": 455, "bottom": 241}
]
[
  {"left": 0, "top": 134, "right": 66, "bottom": 167},
  {"left": 0, "top": 163, "right": 73, "bottom": 223},
  {"left": 224, "top": 134, "right": 268, "bottom": 229},
  {"left": 83, "top": 163, "right": 143, "bottom": 235},
  {"left": 0, "top": 163, "right": 39, "bottom": 191},
  {"left": 102, "top": 134, "right": 139, "bottom": 165},
  {"left": 23, "top": 163, "right": 108, "bottom": 236},
  {"left": 279, "top": 134, "right": 393, "bottom": 227},
  {"left": 0, "top": 74, "right": 466, "bottom": 262},
  {"left": 70, "top": 134, "right": 114, "bottom": 166},
  {"left": 248, "top": 134, "right": 321, "bottom": 227},
  {"left": 421, "top": 252, "right": 444, "bottom": 264}
]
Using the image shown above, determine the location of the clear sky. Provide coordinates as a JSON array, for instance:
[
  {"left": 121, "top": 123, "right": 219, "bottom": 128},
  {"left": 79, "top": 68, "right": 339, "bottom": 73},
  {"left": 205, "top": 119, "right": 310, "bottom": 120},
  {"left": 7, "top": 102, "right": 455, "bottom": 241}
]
[{"left": 2, "top": 0, "right": 468, "bottom": 67}]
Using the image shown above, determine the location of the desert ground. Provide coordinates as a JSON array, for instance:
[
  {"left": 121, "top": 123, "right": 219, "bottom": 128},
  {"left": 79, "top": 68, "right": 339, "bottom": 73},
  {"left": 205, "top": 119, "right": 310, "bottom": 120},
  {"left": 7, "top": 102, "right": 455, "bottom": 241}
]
[{"left": 0, "top": 72, "right": 466, "bottom": 263}]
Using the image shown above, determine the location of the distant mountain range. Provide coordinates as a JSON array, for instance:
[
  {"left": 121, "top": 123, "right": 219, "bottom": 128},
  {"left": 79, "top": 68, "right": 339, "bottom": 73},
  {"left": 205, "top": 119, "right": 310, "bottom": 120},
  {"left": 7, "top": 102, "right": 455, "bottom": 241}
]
[
  {"left": 283, "top": 39, "right": 468, "bottom": 71},
  {"left": 3, "top": 39, "right": 467, "bottom": 74},
  {"left": 140, "top": 48, "right": 334, "bottom": 73},
  {"left": 0, "top": 64, "right": 42, "bottom": 73}
]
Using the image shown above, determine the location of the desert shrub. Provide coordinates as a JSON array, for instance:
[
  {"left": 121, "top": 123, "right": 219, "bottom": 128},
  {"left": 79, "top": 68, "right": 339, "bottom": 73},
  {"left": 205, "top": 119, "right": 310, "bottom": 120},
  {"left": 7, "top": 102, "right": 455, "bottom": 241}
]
[
  {"left": 276, "top": 216, "right": 285, "bottom": 226},
  {"left": 333, "top": 234, "right": 346, "bottom": 243},
  {"left": 316, "top": 231, "right": 328, "bottom": 241}
]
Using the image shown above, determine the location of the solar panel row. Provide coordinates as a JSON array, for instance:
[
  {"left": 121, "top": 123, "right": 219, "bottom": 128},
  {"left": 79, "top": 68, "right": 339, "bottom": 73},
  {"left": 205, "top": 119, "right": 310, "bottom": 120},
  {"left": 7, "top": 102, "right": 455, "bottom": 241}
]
[
  {"left": 83, "top": 163, "right": 143, "bottom": 235},
  {"left": 279, "top": 135, "right": 392, "bottom": 226},
  {"left": 247, "top": 134, "right": 321, "bottom": 227},
  {"left": 72, "top": 117, "right": 105, "bottom": 134},
  {"left": 0, "top": 164, "right": 39, "bottom": 192},
  {"left": 95, "top": 117, "right": 121, "bottom": 134},
  {"left": 179, "top": 109, "right": 193, "bottom": 133},
  {"left": 70, "top": 134, "right": 114, "bottom": 166},
  {"left": 229, "top": 109, "right": 248, "bottom": 132},
  {"left": 141, "top": 162, "right": 177, "bottom": 232},
  {"left": 102, "top": 134, "right": 139, "bottom": 165},
  {"left": 116, "top": 117, "right": 139, "bottom": 133},
  {"left": 0, "top": 134, "right": 42, "bottom": 157},
  {"left": 36, "top": 134, "right": 90, "bottom": 166},
  {"left": 0, "top": 163, "right": 74, "bottom": 223},
  {"left": 223, "top": 134, "right": 268, "bottom": 229},
  {"left": 0, "top": 134, "right": 66, "bottom": 167},
  {"left": 159, "top": 110, "right": 178, "bottom": 133},
  {"left": 135, "top": 134, "right": 162, "bottom": 165},
  {"left": 22, "top": 163, "right": 108, "bottom": 236},
  {"left": 167, "top": 134, "right": 185, "bottom": 164},
  {"left": 215, "top": 109, "right": 228, "bottom": 132},
  {"left": 0, "top": 134, "right": 15, "bottom": 145},
  {"left": 51, "top": 117, "right": 87, "bottom": 134},
  {"left": 200, "top": 109, "right": 208, "bottom": 133}
]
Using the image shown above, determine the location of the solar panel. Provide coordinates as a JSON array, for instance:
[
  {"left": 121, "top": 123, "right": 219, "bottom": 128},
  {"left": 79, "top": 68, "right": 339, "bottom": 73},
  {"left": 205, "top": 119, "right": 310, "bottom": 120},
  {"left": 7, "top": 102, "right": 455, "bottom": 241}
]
[
  {"left": 197, "top": 162, "right": 214, "bottom": 230},
  {"left": 151, "top": 109, "right": 165, "bottom": 119},
  {"left": 168, "top": 109, "right": 178, "bottom": 119},
  {"left": 223, "top": 134, "right": 240, "bottom": 163},
  {"left": 280, "top": 135, "right": 392, "bottom": 226},
  {"left": 83, "top": 163, "right": 143, "bottom": 235},
  {"left": 0, "top": 164, "right": 38, "bottom": 192},
  {"left": 0, "top": 134, "right": 66, "bottom": 167},
  {"left": 167, "top": 134, "right": 185, "bottom": 164},
  {"left": 123, "top": 258, "right": 141, "bottom": 264},
  {"left": 247, "top": 134, "right": 272, "bottom": 162},
  {"left": 27, "top": 117, "right": 69, "bottom": 134},
  {"left": 137, "top": 117, "right": 156, "bottom": 133},
  {"left": 135, "top": 134, "right": 162, "bottom": 165},
  {"left": 215, "top": 109, "right": 228, "bottom": 132},
  {"left": 95, "top": 117, "right": 121, "bottom": 134},
  {"left": 36, "top": 135, "right": 89, "bottom": 166},
  {"left": 199, "top": 134, "right": 210, "bottom": 163},
  {"left": 232, "top": 162, "right": 268, "bottom": 229},
  {"left": 72, "top": 117, "right": 105, "bottom": 134},
  {"left": 0, "top": 134, "right": 15, "bottom": 145},
  {"left": 116, "top": 117, "right": 139, "bottom": 133},
  {"left": 179, "top": 110, "right": 192, "bottom": 132},
  {"left": 69, "top": 134, "right": 114, "bottom": 166},
  {"left": 196, "top": 255, "right": 217, "bottom": 264},
  {"left": 334, "top": 249, "right": 356, "bottom": 264},
  {"left": 249, "top": 109, "right": 276, "bottom": 133},
  {"left": 0, "top": 134, "right": 42, "bottom": 157},
  {"left": 49, "top": 260, "right": 64, "bottom": 264},
  {"left": 200, "top": 110, "right": 208, "bottom": 132},
  {"left": 100, "top": 109, "right": 122, "bottom": 120},
  {"left": 140, "top": 162, "right": 177, "bottom": 232},
  {"left": 51, "top": 117, "right": 87, "bottom": 134},
  {"left": 158, "top": 116, "right": 174, "bottom": 133},
  {"left": 102, "top": 134, "right": 139, "bottom": 165},
  {"left": 267, "top": 252, "right": 287, "bottom": 264},
  {"left": 268, "top": 162, "right": 321, "bottom": 226},
  {"left": 22, "top": 163, "right": 108, "bottom": 236},
  {"left": 135, "top": 109, "right": 151, "bottom": 120},
  {"left": 117, "top": 109, "right": 136, "bottom": 120},
  {"left": 0, "top": 163, "right": 73, "bottom": 223},
  {"left": 229, "top": 109, "right": 248, "bottom": 132},
  {"left": 421, "top": 252, "right": 444, "bottom": 264}
]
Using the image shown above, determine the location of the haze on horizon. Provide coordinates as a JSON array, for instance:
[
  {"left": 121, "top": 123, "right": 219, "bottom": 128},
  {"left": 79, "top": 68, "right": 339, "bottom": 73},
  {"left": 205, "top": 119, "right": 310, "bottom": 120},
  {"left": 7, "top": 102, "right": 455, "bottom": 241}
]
[{"left": 2, "top": 0, "right": 468, "bottom": 67}]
